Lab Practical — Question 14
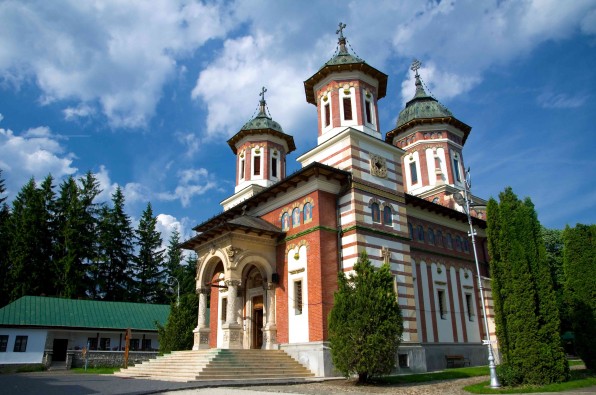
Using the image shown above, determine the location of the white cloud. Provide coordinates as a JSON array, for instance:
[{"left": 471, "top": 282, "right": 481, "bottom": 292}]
[
  {"left": 0, "top": 113, "right": 3, "bottom": 123},
  {"left": 0, "top": 0, "right": 233, "bottom": 128},
  {"left": 0, "top": 125, "right": 77, "bottom": 196},
  {"left": 176, "top": 132, "right": 201, "bottom": 157},
  {"left": 158, "top": 167, "right": 218, "bottom": 207},
  {"left": 63, "top": 104, "right": 95, "bottom": 120},
  {"left": 537, "top": 92, "right": 588, "bottom": 109}
]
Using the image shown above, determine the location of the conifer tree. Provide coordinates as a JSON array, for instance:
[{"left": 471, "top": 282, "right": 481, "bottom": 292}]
[
  {"left": 78, "top": 172, "right": 102, "bottom": 296},
  {"left": 563, "top": 223, "right": 596, "bottom": 369},
  {"left": 133, "top": 203, "right": 166, "bottom": 303},
  {"left": 0, "top": 170, "right": 11, "bottom": 306},
  {"left": 328, "top": 251, "right": 403, "bottom": 383},
  {"left": 487, "top": 187, "right": 568, "bottom": 385},
  {"left": 165, "top": 229, "right": 183, "bottom": 303},
  {"left": 96, "top": 187, "right": 135, "bottom": 301}
]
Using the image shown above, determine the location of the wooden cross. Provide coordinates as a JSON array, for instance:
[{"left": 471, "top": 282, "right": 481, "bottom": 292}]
[{"left": 336, "top": 22, "right": 346, "bottom": 38}]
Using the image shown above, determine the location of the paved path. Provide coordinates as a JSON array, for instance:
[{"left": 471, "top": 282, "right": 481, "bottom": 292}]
[{"left": 1, "top": 372, "right": 594, "bottom": 395}]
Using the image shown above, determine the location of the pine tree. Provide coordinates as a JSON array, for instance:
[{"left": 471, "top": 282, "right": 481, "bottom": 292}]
[
  {"left": 133, "top": 203, "right": 166, "bottom": 303},
  {"left": 164, "top": 229, "right": 184, "bottom": 303},
  {"left": 0, "top": 170, "right": 11, "bottom": 306},
  {"left": 78, "top": 172, "right": 102, "bottom": 297},
  {"left": 328, "top": 251, "right": 403, "bottom": 383},
  {"left": 487, "top": 187, "right": 568, "bottom": 385},
  {"left": 563, "top": 224, "right": 596, "bottom": 369},
  {"left": 96, "top": 187, "right": 135, "bottom": 301}
]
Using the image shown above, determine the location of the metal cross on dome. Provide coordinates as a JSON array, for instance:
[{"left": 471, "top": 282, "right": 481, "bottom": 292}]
[
  {"left": 336, "top": 22, "right": 346, "bottom": 39},
  {"left": 259, "top": 86, "right": 267, "bottom": 101},
  {"left": 411, "top": 59, "right": 421, "bottom": 76}
]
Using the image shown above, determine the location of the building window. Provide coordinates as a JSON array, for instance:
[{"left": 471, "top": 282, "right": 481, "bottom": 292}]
[
  {"left": 452, "top": 157, "right": 461, "bottom": 182},
  {"left": 437, "top": 290, "right": 447, "bottom": 319},
  {"left": 408, "top": 222, "right": 414, "bottom": 239},
  {"left": 410, "top": 162, "right": 418, "bottom": 184},
  {"left": 436, "top": 230, "right": 443, "bottom": 246},
  {"left": 129, "top": 339, "right": 140, "bottom": 351},
  {"left": 239, "top": 158, "right": 245, "bottom": 180},
  {"left": 398, "top": 353, "right": 409, "bottom": 368},
  {"left": 365, "top": 100, "right": 373, "bottom": 124},
  {"left": 13, "top": 336, "right": 28, "bottom": 352},
  {"left": 417, "top": 225, "right": 425, "bottom": 242},
  {"left": 0, "top": 335, "right": 8, "bottom": 352},
  {"left": 324, "top": 103, "right": 330, "bottom": 127},
  {"left": 292, "top": 208, "right": 301, "bottom": 227},
  {"left": 383, "top": 205, "right": 392, "bottom": 225},
  {"left": 455, "top": 235, "right": 463, "bottom": 251},
  {"left": 87, "top": 337, "right": 98, "bottom": 350},
  {"left": 142, "top": 339, "right": 152, "bottom": 351},
  {"left": 221, "top": 298, "right": 228, "bottom": 321},
  {"left": 253, "top": 154, "right": 261, "bottom": 176},
  {"left": 371, "top": 202, "right": 380, "bottom": 223},
  {"left": 294, "top": 280, "right": 303, "bottom": 315},
  {"left": 343, "top": 97, "right": 352, "bottom": 120},
  {"left": 303, "top": 202, "right": 313, "bottom": 222},
  {"left": 100, "top": 338, "right": 111, "bottom": 351},
  {"left": 464, "top": 239, "right": 470, "bottom": 253},
  {"left": 428, "top": 228, "right": 435, "bottom": 245},
  {"left": 271, "top": 156, "right": 278, "bottom": 178},
  {"left": 281, "top": 212, "right": 290, "bottom": 231},
  {"left": 465, "top": 293, "right": 475, "bottom": 321},
  {"left": 446, "top": 233, "right": 453, "bottom": 249}
]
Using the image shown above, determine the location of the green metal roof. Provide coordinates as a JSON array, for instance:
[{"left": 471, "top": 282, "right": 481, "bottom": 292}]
[
  {"left": 396, "top": 74, "right": 453, "bottom": 127},
  {"left": 0, "top": 296, "right": 170, "bottom": 331}
]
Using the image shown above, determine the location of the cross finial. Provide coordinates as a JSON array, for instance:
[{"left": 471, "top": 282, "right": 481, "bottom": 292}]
[
  {"left": 411, "top": 59, "right": 421, "bottom": 76},
  {"left": 259, "top": 86, "right": 267, "bottom": 102},
  {"left": 336, "top": 22, "right": 346, "bottom": 39}
]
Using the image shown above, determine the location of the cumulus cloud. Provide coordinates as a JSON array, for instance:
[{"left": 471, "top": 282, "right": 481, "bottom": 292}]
[
  {"left": 63, "top": 104, "right": 95, "bottom": 120},
  {"left": 0, "top": 125, "right": 77, "bottom": 196},
  {"left": 0, "top": 0, "right": 233, "bottom": 128},
  {"left": 158, "top": 167, "right": 218, "bottom": 207}
]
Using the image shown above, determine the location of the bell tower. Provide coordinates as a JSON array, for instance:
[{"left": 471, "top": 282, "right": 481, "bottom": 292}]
[
  {"left": 221, "top": 87, "right": 296, "bottom": 210},
  {"left": 303, "top": 23, "right": 388, "bottom": 145}
]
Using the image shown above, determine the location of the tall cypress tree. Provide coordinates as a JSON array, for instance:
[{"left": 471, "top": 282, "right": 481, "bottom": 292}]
[
  {"left": 96, "top": 187, "right": 134, "bottom": 301},
  {"left": 563, "top": 224, "right": 596, "bottom": 369},
  {"left": 133, "top": 203, "right": 166, "bottom": 303},
  {"left": 487, "top": 188, "right": 568, "bottom": 385}
]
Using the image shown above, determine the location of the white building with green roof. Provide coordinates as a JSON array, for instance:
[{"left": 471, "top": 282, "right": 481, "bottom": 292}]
[{"left": 0, "top": 296, "right": 169, "bottom": 369}]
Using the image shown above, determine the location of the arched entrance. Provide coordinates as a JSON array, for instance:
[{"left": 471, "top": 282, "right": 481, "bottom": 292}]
[{"left": 244, "top": 265, "right": 265, "bottom": 349}]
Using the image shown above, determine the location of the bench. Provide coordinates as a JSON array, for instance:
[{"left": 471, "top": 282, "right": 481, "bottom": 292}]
[{"left": 445, "top": 355, "right": 470, "bottom": 368}]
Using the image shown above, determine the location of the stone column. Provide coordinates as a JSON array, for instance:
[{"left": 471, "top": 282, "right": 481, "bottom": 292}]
[
  {"left": 193, "top": 287, "right": 211, "bottom": 350},
  {"left": 263, "top": 282, "right": 278, "bottom": 350},
  {"left": 222, "top": 280, "right": 243, "bottom": 349}
]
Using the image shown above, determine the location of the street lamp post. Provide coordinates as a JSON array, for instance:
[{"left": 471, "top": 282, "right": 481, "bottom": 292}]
[{"left": 453, "top": 168, "right": 501, "bottom": 388}]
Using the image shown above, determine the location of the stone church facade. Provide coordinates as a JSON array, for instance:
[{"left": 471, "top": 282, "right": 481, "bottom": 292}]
[{"left": 181, "top": 26, "right": 495, "bottom": 376}]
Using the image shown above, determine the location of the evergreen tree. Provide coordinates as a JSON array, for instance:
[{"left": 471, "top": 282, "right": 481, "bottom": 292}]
[
  {"left": 96, "top": 187, "right": 135, "bottom": 301},
  {"left": 78, "top": 172, "right": 102, "bottom": 297},
  {"left": 0, "top": 170, "right": 11, "bottom": 306},
  {"left": 133, "top": 203, "right": 166, "bottom": 303},
  {"left": 541, "top": 227, "right": 571, "bottom": 332},
  {"left": 164, "top": 229, "right": 185, "bottom": 303},
  {"left": 328, "top": 251, "right": 403, "bottom": 383},
  {"left": 7, "top": 177, "right": 57, "bottom": 300},
  {"left": 487, "top": 187, "right": 568, "bottom": 385},
  {"left": 157, "top": 293, "right": 198, "bottom": 354},
  {"left": 563, "top": 224, "right": 596, "bottom": 369}
]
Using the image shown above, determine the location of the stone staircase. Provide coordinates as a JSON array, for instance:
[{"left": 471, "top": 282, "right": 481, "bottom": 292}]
[{"left": 114, "top": 349, "right": 315, "bottom": 382}]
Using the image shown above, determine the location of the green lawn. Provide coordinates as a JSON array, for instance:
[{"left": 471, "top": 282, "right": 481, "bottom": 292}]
[
  {"left": 71, "top": 367, "right": 120, "bottom": 374},
  {"left": 464, "top": 369, "right": 595, "bottom": 394},
  {"left": 378, "top": 366, "right": 490, "bottom": 384}
]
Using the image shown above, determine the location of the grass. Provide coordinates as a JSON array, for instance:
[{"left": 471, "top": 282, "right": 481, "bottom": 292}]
[
  {"left": 377, "top": 366, "right": 490, "bottom": 384},
  {"left": 464, "top": 369, "right": 596, "bottom": 394},
  {"left": 71, "top": 366, "right": 120, "bottom": 374}
]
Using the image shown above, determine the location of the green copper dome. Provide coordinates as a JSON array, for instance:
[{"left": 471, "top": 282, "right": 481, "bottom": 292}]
[
  {"left": 396, "top": 75, "right": 453, "bottom": 127},
  {"left": 241, "top": 110, "right": 284, "bottom": 133}
]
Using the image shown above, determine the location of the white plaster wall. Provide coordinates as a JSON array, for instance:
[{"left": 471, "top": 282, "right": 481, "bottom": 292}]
[
  {"left": 431, "top": 262, "right": 453, "bottom": 343},
  {"left": 450, "top": 267, "right": 464, "bottom": 342},
  {"left": 217, "top": 290, "right": 227, "bottom": 348},
  {"left": 405, "top": 151, "right": 421, "bottom": 192},
  {"left": 460, "top": 268, "right": 481, "bottom": 342},
  {"left": 288, "top": 245, "right": 309, "bottom": 343},
  {"left": 419, "top": 261, "right": 434, "bottom": 342},
  {"left": 425, "top": 148, "right": 436, "bottom": 186},
  {"left": 0, "top": 328, "right": 47, "bottom": 364}
]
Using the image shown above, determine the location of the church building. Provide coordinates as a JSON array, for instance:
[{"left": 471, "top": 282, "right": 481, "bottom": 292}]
[{"left": 181, "top": 24, "right": 495, "bottom": 376}]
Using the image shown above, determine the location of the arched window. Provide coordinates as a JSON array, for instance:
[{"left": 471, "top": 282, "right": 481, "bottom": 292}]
[
  {"left": 463, "top": 239, "right": 470, "bottom": 253},
  {"left": 281, "top": 213, "right": 290, "bottom": 231},
  {"left": 446, "top": 233, "right": 453, "bottom": 249},
  {"left": 417, "top": 225, "right": 425, "bottom": 242},
  {"left": 408, "top": 222, "right": 414, "bottom": 239},
  {"left": 292, "top": 208, "right": 300, "bottom": 227},
  {"left": 371, "top": 203, "right": 380, "bottom": 223},
  {"left": 303, "top": 202, "right": 313, "bottom": 222},
  {"left": 436, "top": 230, "right": 443, "bottom": 247},
  {"left": 428, "top": 228, "right": 435, "bottom": 245},
  {"left": 383, "top": 205, "right": 392, "bottom": 225},
  {"left": 455, "top": 235, "right": 463, "bottom": 251}
]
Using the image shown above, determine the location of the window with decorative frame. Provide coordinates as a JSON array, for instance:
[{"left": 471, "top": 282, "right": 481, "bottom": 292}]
[
  {"left": 281, "top": 212, "right": 290, "bottom": 231},
  {"left": 253, "top": 152, "right": 261, "bottom": 176},
  {"left": 371, "top": 202, "right": 381, "bottom": 223},
  {"left": 303, "top": 202, "right": 313, "bottom": 222},
  {"left": 292, "top": 208, "right": 301, "bottom": 227},
  {"left": 437, "top": 290, "right": 447, "bottom": 319},
  {"left": 410, "top": 161, "right": 418, "bottom": 184},
  {"left": 342, "top": 97, "right": 353, "bottom": 121},
  {"left": 383, "top": 205, "right": 392, "bottom": 225},
  {"left": 436, "top": 230, "right": 443, "bottom": 246},
  {"left": 324, "top": 102, "right": 331, "bottom": 127},
  {"left": 446, "top": 233, "right": 453, "bottom": 249},
  {"left": 428, "top": 228, "right": 435, "bottom": 245},
  {"left": 455, "top": 235, "right": 463, "bottom": 251},
  {"left": 294, "top": 280, "right": 303, "bottom": 315},
  {"left": 408, "top": 222, "right": 414, "bottom": 239},
  {"left": 417, "top": 225, "right": 425, "bottom": 242},
  {"left": 465, "top": 293, "right": 475, "bottom": 321}
]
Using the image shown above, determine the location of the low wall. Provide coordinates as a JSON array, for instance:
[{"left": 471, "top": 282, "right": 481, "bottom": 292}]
[{"left": 44, "top": 350, "right": 159, "bottom": 369}]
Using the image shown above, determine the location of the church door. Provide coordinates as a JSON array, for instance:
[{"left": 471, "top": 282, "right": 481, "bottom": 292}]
[{"left": 252, "top": 296, "right": 264, "bottom": 349}]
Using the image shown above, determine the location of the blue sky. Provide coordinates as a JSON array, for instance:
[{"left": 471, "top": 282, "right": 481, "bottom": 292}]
[{"left": 1, "top": 0, "right": 595, "bottom": 246}]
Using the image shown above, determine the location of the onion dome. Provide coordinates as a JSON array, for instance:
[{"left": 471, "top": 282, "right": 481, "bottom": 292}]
[
  {"left": 227, "top": 87, "right": 296, "bottom": 154},
  {"left": 304, "top": 22, "right": 387, "bottom": 105}
]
